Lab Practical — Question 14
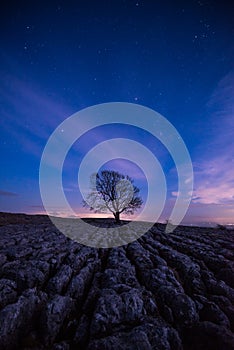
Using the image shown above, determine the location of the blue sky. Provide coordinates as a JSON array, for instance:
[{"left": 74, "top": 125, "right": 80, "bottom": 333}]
[{"left": 0, "top": 0, "right": 233, "bottom": 225}]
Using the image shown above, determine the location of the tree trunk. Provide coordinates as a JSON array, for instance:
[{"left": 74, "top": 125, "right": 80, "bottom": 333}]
[{"left": 114, "top": 211, "right": 120, "bottom": 223}]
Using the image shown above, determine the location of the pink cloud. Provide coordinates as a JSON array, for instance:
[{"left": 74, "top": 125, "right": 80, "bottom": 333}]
[
  {"left": 193, "top": 155, "right": 234, "bottom": 205},
  {"left": 188, "top": 71, "right": 234, "bottom": 223}
]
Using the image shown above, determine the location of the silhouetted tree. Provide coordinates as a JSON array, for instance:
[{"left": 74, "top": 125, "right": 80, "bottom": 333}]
[{"left": 83, "top": 170, "right": 143, "bottom": 223}]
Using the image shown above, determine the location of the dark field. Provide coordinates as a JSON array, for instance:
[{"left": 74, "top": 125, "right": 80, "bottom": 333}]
[{"left": 0, "top": 213, "right": 233, "bottom": 349}]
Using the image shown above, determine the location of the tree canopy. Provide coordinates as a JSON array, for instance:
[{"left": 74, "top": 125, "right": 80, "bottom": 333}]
[{"left": 83, "top": 170, "right": 143, "bottom": 222}]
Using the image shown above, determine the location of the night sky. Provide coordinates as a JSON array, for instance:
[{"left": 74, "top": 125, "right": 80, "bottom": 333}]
[{"left": 1, "top": 0, "right": 234, "bottom": 225}]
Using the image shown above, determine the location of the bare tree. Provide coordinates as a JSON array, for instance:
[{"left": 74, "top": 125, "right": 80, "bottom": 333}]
[{"left": 83, "top": 170, "right": 143, "bottom": 223}]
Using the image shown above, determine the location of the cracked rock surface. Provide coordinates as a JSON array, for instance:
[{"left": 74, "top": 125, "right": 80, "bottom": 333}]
[{"left": 0, "top": 213, "right": 233, "bottom": 349}]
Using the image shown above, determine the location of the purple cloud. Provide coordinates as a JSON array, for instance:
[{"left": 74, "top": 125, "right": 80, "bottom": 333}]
[
  {"left": 1, "top": 65, "right": 73, "bottom": 157},
  {"left": 193, "top": 155, "right": 234, "bottom": 205},
  {"left": 0, "top": 190, "right": 18, "bottom": 197},
  {"left": 187, "top": 71, "right": 234, "bottom": 223}
]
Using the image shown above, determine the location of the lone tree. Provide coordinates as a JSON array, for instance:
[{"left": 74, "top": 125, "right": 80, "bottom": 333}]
[{"left": 83, "top": 170, "right": 143, "bottom": 223}]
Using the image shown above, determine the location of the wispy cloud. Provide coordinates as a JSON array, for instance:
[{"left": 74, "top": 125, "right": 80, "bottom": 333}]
[
  {"left": 190, "top": 70, "right": 234, "bottom": 222},
  {"left": 193, "top": 156, "right": 234, "bottom": 204},
  {"left": 206, "top": 71, "right": 234, "bottom": 152},
  {"left": 0, "top": 190, "right": 18, "bottom": 197},
  {"left": 1, "top": 62, "right": 73, "bottom": 157}
]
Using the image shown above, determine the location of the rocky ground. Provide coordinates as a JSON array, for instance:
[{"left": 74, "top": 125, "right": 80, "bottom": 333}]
[{"left": 0, "top": 213, "right": 233, "bottom": 349}]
